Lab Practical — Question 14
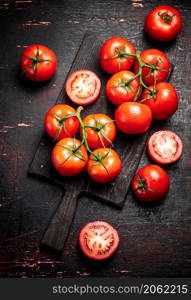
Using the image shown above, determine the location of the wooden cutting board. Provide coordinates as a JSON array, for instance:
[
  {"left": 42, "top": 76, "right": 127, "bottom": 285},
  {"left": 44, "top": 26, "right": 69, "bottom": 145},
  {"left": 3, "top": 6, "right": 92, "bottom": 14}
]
[{"left": 28, "top": 33, "right": 156, "bottom": 251}]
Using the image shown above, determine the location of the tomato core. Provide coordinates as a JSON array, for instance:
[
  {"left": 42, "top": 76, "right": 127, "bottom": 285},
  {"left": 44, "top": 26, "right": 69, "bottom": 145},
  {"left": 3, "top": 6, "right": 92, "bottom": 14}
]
[
  {"left": 152, "top": 133, "right": 178, "bottom": 160},
  {"left": 71, "top": 73, "right": 97, "bottom": 99},
  {"left": 84, "top": 224, "right": 114, "bottom": 256}
]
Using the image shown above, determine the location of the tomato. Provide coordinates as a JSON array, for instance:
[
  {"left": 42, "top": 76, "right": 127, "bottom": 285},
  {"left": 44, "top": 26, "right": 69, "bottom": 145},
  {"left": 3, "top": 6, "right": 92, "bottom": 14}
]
[
  {"left": 100, "top": 37, "right": 136, "bottom": 74},
  {"left": 51, "top": 138, "right": 88, "bottom": 176},
  {"left": 147, "top": 130, "right": 183, "bottom": 165},
  {"left": 134, "top": 49, "right": 170, "bottom": 85},
  {"left": 115, "top": 102, "right": 152, "bottom": 135},
  {"left": 79, "top": 221, "right": 120, "bottom": 260},
  {"left": 144, "top": 5, "right": 182, "bottom": 42},
  {"left": 141, "top": 82, "right": 178, "bottom": 120},
  {"left": 20, "top": 44, "right": 57, "bottom": 82},
  {"left": 131, "top": 164, "right": 170, "bottom": 202},
  {"left": 106, "top": 71, "right": 142, "bottom": 105},
  {"left": 86, "top": 148, "right": 122, "bottom": 183},
  {"left": 44, "top": 104, "right": 79, "bottom": 141},
  {"left": 81, "top": 114, "right": 116, "bottom": 150},
  {"left": 65, "top": 70, "right": 101, "bottom": 106}
]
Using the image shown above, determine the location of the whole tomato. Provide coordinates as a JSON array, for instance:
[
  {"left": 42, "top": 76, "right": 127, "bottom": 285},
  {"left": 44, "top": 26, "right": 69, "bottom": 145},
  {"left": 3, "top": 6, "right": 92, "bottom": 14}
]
[
  {"left": 115, "top": 102, "right": 152, "bottom": 134},
  {"left": 131, "top": 164, "right": 170, "bottom": 202},
  {"left": 134, "top": 49, "right": 170, "bottom": 85},
  {"left": 45, "top": 104, "right": 79, "bottom": 141},
  {"left": 20, "top": 44, "right": 57, "bottom": 81},
  {"left": 100, "top": 37, "right": 136, "bottom": 74},
  {"left": 51, "top": 138, "right": 88, "bottom": 176},
  {"left": 106, "top": 70, "right": 142, "bottom": 105},
  {"left": 86, "top": 148, "right": 122, "bottom": 183},
  {"left": 81, "top": 114, "right": 116, "bottom": 150},
  {"left": 144, "top": 5, "right": 182, "bottom": 42},
  {"left": 141, "top": 82, "right": 178, "bottom": 120}
]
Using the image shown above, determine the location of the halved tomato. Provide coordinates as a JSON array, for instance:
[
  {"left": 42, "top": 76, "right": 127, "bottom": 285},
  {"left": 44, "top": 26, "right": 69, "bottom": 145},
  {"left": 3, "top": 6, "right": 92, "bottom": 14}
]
[
  {"left": 65, "top": 70, "right": 101, "bottom": 106},
  {"left": 79, "top": 221, "right": 120, "bottom": 260},
  {"left": 147, "top": 130, "right": 183, "bottom": 164}
]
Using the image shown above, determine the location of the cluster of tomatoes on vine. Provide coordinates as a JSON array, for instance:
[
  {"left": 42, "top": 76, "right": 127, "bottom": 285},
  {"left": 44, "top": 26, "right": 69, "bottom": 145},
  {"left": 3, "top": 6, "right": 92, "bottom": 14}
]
[{"left": 20, "top": 5, "right": 183, "bottom": 260}]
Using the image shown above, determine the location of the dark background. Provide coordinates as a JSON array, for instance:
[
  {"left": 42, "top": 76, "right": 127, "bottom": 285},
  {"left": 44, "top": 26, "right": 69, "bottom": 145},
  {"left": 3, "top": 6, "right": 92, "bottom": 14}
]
[{"left": 0, "top": 0, "right": 191, "bottom": 277}]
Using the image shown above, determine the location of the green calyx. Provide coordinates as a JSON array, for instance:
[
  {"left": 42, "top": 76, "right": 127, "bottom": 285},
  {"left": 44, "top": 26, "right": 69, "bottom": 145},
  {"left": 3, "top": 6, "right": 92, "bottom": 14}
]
[
  {"left": 22, "top": 46, "right": 52, "bottom": 76},
  {"left": 159, "top": 12, "right": 173, "bottom": 23}
]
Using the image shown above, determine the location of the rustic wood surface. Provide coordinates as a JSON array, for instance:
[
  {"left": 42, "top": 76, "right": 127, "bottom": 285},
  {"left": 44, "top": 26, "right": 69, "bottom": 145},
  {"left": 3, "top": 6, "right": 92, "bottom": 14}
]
[
  {"left": 29, "top": 33, "right": 154, "bottom": 251},
  {"left": 0, "top": 0, "right": 191, "bottom": 277}
]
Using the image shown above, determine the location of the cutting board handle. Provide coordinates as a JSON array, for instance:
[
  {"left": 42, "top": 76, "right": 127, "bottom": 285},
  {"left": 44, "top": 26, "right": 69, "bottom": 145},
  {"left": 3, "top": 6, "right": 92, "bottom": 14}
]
[{"left": 41, "top": 188, "right": 78, "bottom": 251}]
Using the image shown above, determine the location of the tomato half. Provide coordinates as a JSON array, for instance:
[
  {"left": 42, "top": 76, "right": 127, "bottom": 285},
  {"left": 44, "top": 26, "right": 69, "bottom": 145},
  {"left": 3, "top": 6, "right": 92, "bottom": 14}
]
[
  {"left": 65, "top": 70, "right": 101, "bottom": 106},
  {"left": 100, "top": 37, "right": 136, "bottom": 74},
  {"left": 44, "top": 104, "right": 79, "bottom": 140},
  {"left": 106, "top": 70, "right": 142, "bottom": 105},
  {"left": 147, "top": 130, "right": 183, "bottom": 165},
  {"left": 81, "top": 114, "right": 116, "bottom": 150},
  {"left": 20, "top": 44, "right": 57, "bottom": 82},
  {"left": 131, "top": 164, "right": 170, "bottom": 202},
  {"left": 144, "top": 5, "right": 182, "bottom": 42},
  {"left": 79, "top": 221, "right": 120, "bottom": 260},
  {"left": 86, "top": 148, "right": 122, "bottom": 183},
  {"left": 134, "top": 49, "right": 170, "bottom": 85},
  {"left": 115, "top": 102, "right": 152, "bottom": 134},
  {"left": 141, "top": 82, "right": 178, "bottom": 120},
  {"left": 51, "top": 138, "right": 88, "bottom": 176}
]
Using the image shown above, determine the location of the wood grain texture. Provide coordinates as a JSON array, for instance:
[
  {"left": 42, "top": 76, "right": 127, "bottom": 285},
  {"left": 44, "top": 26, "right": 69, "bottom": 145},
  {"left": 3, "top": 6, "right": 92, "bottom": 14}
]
[
  {"left": 0, "top": 0, "right": 191, "bottom": 277},
  {"left": 29, "top": 33, "right": 151, "bottom": 250}
]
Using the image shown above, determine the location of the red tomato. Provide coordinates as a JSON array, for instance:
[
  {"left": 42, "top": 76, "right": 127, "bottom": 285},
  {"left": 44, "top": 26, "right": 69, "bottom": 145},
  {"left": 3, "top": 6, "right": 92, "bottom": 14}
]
[
  {"left": 106, "top": 71, "right": 142, "bottom": 105},
  {"left": 115, "top": 102, "right": 152, "bottom": 134},
  {"left": 131, "top": 164, "right": 170, "bottom": 202},
  {"left": 65, "top": 70, "right": 101, "bottom": 106},
  {"left": 141, "top": 82, "right": 178, "bottom": 120},
  {"left": 81, "top": 114, "right": 116, "bottom": 150},
  {"left": 147, "top": 130, "right": 183, "bottom": 165},
  {"left": 100, "top": 37, "right": 136, "bottom": 74},
  {"left": 20, "top": 44, "right": 57, "bottom": 82},
  {"left": 144, "top": 5, "right": 182, "bottom": 42},
  {"left": 44, "top": 104, "right": 79, "bottom": 140},
  {"left": 51, "top": 138, "right": 88, "bottom": 176},
  {"left": 79, "top": 221, "right": 120, "bottom": 260},
  {"left": 134, "top": 49, "right": 170, "bottom": 85},
  {"left": 86, "top": 148, "right": 122, "bottom": 183}
]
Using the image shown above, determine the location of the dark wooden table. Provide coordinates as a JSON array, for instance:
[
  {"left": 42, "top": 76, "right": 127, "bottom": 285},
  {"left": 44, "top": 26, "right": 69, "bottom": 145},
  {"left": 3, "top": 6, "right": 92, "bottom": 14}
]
[{"left": 0, "top": 0, "right": 191, "bottom": 278}]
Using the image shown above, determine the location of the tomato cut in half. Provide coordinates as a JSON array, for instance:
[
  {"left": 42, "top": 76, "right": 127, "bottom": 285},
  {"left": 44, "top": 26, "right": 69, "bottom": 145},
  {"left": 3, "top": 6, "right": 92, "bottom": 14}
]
[
  {"left": 147, "top": 130, "right": 183, "bottom": 165},
  {"left": 65, "top": 70, "right": 101, "bottom": 106},
  {"left": 79, "top": 221, "right": 120, "bottom": 260}
]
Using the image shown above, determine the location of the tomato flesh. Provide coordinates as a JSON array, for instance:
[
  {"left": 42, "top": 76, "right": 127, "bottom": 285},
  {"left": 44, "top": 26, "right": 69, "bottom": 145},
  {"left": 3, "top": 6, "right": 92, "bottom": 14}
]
[
  {"left": 148, "top": 130, "right": 183, "bottom": 164},
  {"left": 66, "top": 70, "right": 101, "bottom": 105},
  {"left": 79, "top": 221, "right": 120, "bottom": 260}
]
